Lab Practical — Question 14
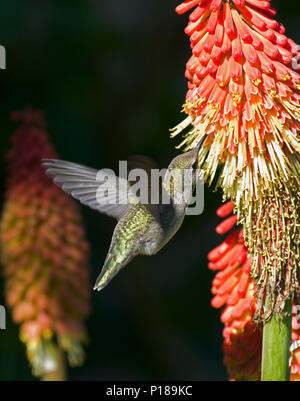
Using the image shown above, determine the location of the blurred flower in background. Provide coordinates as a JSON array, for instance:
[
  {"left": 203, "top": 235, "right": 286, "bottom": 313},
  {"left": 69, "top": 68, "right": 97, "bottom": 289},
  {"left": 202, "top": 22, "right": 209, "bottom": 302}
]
[
  {"left": 0, "top": 109, "right": 91, "bottom": 379},
  {"left": 173, "top": 0, "right": 300, "bottom": 321},
  {"left": 208, "top": 201, "right": 300, "bottom": 380}
]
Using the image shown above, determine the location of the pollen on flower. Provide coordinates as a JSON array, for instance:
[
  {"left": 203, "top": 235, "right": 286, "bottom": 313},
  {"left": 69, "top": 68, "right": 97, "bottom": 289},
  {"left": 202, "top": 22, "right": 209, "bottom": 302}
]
[{"left": 174, "top": 0, "right": 300, "bottom": 321}]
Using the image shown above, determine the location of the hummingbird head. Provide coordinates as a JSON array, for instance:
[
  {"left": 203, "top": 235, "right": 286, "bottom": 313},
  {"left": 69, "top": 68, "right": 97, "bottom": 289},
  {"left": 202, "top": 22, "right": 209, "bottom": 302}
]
[
  {"left": 168, "top": 145, "right": 199, "bottom": 175},
  {"left": 163, "top": 146, "right": 201, "bottom": 206},
  {"left": 167, "top": 132, "right": 206, "bottom": 173}
]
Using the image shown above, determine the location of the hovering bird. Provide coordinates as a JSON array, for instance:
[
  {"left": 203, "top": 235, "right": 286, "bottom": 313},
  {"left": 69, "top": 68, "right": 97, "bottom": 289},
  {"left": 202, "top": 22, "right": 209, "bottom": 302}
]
[{"left": 42, "top": 146, "right": 202, "bottom": 292}]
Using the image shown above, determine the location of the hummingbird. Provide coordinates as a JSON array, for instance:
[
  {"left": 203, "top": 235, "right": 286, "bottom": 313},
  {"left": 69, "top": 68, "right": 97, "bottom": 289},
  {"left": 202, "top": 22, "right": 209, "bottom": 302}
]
[{"left": 42, "top": 145, "right": 202, "bottom": 292}]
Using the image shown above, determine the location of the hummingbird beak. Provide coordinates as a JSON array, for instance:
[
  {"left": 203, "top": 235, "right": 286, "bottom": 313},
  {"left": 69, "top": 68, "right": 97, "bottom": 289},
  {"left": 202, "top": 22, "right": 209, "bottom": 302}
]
[
  {"left": 190, "top": 134, "right": 206, "bottom": 170},
  {"left": 190, "top": 134, "right": 207, "bottom": 179},
  {"left": 196, "top": 134, "right": 207, "bottom": 150}
]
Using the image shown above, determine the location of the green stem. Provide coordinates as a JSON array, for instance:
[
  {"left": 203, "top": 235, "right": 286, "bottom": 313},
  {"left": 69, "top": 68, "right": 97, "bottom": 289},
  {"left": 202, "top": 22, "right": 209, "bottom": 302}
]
[{"left": 261, "top": 298, "right": 292, "bottom": 381}]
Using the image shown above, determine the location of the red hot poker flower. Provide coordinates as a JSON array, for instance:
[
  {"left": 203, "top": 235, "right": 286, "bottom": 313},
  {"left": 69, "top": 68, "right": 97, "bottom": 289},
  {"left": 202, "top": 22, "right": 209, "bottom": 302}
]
[
  {"left": 0, "top": 109, "right": 91, "bottom": 377},
  {"left": 174, "top": 0, "right": 300, "bottom": 321},
  {"left": 209, "top": 201, "right": 300, "bottom": 380}
]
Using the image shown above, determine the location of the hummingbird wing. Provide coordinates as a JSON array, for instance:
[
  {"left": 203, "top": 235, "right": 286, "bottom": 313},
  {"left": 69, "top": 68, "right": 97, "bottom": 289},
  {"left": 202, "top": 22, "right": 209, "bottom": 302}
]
[
  {"left": 42, "top": 159, "right": 138, "bottom": 220},
  {"left": 127, "top": 154, "right": 159, "bottom": 176},
  {"left": 127, "top": 154, "right": 159, "bottom": 196},
  {"left": 126, "top": 154, "right": 163, "bottom": 217}
]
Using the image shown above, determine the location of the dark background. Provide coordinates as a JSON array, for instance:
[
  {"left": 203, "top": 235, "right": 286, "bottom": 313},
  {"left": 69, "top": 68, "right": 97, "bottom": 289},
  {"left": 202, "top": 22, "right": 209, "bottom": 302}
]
[{"left": 0, "top": 0, "right": 298, "bottom": 381}]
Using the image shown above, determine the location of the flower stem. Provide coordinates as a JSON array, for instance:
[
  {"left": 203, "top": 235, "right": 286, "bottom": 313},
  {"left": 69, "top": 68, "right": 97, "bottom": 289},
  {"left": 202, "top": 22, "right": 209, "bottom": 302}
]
[{"left": 261, "top": 298, "right": 292, "bottom": 381}]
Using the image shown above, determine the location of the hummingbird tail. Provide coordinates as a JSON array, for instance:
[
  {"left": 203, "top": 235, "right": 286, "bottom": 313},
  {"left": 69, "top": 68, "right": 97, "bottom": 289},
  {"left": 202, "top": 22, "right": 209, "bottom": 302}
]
[{"left": 93, "top": 252, "right": 134, "bottom": 292}]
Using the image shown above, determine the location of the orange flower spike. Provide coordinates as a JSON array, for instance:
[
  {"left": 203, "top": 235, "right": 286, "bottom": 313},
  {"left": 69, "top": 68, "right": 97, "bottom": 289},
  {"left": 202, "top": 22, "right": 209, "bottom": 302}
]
[
  {"left": 209, "top": 204, "right": 300, "bottom": 380},
  {"left": 209, "top": 204, "right": 261, "bottom": 379},
  {"left": 174, "top": 0, "right": 300, "bottom": 321},
  {"left": 0, "top": 109, "right": 91, "bottom": 377}
]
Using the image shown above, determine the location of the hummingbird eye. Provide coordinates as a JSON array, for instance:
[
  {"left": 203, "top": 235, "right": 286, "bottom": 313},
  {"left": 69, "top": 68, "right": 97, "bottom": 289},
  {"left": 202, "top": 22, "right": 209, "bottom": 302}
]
[{"left": 192, "top": 160, "right": 198, "bottom": 170}]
